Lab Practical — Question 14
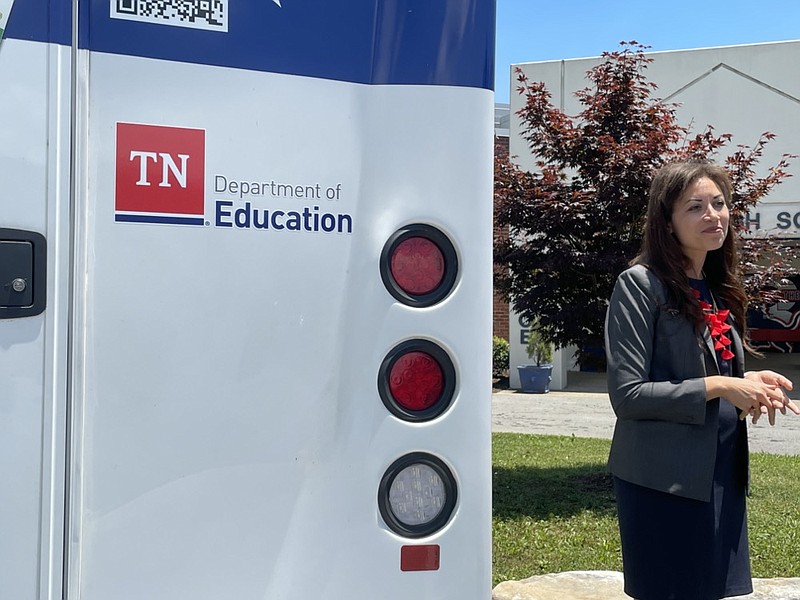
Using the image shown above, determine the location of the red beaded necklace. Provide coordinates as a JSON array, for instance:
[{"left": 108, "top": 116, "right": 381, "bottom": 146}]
[{"left": 691, "top": 287, "right": 735, "bottom": 361}]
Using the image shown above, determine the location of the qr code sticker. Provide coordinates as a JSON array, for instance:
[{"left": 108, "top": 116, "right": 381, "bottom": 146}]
[{"left": 111, "top": 0, "right": 227, "bottom": 32}]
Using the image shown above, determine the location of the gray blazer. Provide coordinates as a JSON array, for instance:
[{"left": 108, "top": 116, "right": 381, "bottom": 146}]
[{"left": 605, "top": 264, "right": 748, "bottom": 502}]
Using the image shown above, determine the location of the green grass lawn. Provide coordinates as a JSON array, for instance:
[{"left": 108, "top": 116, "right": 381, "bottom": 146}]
[{"left": 492, "top": 432, "right": 800, "bottom": 587}]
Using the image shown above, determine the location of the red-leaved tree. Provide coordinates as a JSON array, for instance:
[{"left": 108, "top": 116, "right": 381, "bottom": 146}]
[{"left": 495, "top": 42, "right": 795, "bottom": 368}]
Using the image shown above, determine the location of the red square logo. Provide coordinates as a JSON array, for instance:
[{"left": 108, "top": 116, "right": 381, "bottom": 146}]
[{"left": 115, "top": 123, "right": 205, "bottom": 225}]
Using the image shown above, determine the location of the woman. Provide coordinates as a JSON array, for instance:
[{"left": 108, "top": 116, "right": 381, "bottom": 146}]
[{"left": 605, "top": 160, "right": 798, "bottom": 600}]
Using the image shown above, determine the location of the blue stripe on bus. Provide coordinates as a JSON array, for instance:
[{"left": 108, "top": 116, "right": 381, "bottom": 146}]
[
  {"left": 4, "top": 0, "right": 71, "bottom": 45},
  {"left": 9, "top": 0, "right": 495, "bottom": 89},
  {"left": 115, "top": 214, "right": 205, "bottom": 226}
]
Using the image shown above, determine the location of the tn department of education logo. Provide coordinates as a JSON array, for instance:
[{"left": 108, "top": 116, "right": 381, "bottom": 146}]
[{"left": 115, "top": 122, "right": 205, "bottom": 226}]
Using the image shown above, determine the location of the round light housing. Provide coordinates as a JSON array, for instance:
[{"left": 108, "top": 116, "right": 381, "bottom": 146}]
[
  {"left": 380, "top": 224, "right": 458, "bottom": 307},
  {"left": 378, "top": 453, "right": 457, "bottom": 538},
  {"left": 378, "top": 340, "right": 456, "bottom": 422}
]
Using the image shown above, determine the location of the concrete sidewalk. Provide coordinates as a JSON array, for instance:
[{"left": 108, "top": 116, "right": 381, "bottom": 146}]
[{"left": 492, "top": 366, "right": 800, "bottom": 455}]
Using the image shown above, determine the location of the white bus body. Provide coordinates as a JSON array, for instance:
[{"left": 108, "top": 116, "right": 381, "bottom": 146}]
[{"left": 0, "top": 1, "right": 495, "bottom": 598}]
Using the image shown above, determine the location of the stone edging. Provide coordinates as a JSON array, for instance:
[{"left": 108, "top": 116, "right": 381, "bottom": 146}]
[{"left": 492, "top": 571, "right": 800, "bottom": 600}]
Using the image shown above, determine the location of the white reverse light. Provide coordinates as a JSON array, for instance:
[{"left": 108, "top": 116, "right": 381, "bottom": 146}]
[
  {"left": 378, "top": 453, "right": 457, "bottom": 538},
  {"left": 389, "top": 463, "right": 446, "bottom": 525}
]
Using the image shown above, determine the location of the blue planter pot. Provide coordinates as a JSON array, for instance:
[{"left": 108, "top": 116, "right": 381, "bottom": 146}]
[{"left": 517, "top": 365, "right": 553, "bottom": 393}]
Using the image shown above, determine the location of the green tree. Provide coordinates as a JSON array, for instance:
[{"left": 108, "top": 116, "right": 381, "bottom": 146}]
[{"left": 495, "top": 42, "right": 795, "bottom": 368}]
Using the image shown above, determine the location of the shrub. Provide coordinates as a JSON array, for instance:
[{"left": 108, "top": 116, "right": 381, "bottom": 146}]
[
  {"left": 492, "top": 336, "right": 510, "bottom": 378},
  {"left": 526, "top": 322, "right": 554, "bottom": 366}
]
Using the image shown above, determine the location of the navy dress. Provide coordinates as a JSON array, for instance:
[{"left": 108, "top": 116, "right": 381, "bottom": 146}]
[{"left": 613, "top": 279, "right": 752, "bottom": 600}]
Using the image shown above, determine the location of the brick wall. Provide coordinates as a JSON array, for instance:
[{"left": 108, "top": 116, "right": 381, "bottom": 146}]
[{"left": 493, "top": 135, "right": 510, "bottom": 340}]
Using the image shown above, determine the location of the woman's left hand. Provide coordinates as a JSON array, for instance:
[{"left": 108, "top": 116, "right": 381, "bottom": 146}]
[{"left": 744, "top": 370, "right": 799, "bottom": 425}]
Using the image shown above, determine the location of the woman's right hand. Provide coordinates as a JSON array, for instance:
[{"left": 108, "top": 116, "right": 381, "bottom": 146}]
[
  {"left": 743, "top": 370, "right": 799, "bottom": 425},
  {"left": 705, "top": 375, "right": 789, "bottom": 423}
]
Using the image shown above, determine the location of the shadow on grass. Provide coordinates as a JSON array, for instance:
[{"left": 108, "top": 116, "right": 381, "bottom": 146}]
[{"left": 493, "top": 463, "right": 616, "bottom": 520}]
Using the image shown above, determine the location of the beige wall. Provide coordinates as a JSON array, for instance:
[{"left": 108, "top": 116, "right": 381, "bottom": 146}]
[{"left": 510, "top": 40, "right": 800, "bottom": 238}]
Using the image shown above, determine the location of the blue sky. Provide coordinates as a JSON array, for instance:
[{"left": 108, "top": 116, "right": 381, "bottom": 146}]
[{"left": 495, "top": 0, "right": 800, "bottom": 103}]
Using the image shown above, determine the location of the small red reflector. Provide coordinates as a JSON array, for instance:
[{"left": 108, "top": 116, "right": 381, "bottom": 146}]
[
  {"left": 388, "top": 351, "right": 444, "bottom": 411},
  {"left": 390, "top": 237, "right": 445, "bottom": 296},
  {"left": 401, "top": 545, "right": 440, "bottom": 571}
]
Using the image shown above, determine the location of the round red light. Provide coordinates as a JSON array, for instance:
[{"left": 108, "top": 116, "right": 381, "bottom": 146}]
[
  {"left": 378, "top": 339, "right": 455, "bottom": 422},
  {"left": 390, "top": 237, "right": 445, "bottom": 296},
  {"left": 388, "top": 351, "right": 444, "bottom": 411}
]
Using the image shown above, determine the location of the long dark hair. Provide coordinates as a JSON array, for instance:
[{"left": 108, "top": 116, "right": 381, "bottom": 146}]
[{"left": 633, "top": 160, "right": 751, "bottom": 345}]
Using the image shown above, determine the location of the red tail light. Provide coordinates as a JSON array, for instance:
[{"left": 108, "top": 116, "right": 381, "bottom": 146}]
[
  {"left": 380, "top": 224, "right": 457, "bottom": 307},
  {"left": 378, "top": 340, "right": 455, "bottom": 422},
  {"left": 390, "top": 237, "right": 445, "bottom": 296}
]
